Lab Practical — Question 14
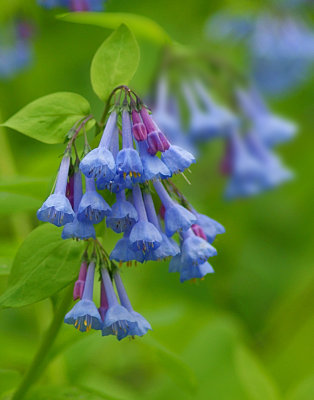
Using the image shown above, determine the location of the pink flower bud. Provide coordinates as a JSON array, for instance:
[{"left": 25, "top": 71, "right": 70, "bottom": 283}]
[{"left": 191, "top": 224, "right": 207, "bottom": 240}]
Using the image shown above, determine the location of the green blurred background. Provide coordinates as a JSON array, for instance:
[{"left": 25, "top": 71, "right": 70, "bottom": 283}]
[{"left": 0, "top": 1, "right": 313, "bottom": 399}]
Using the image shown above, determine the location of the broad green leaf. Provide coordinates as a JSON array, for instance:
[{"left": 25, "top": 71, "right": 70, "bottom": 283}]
[
  {"left": 24, "top": 385, "right": 108, "bottom": 400},
  {"left": 58, "top": 12, "right": 171, "bottom": 45},
  {"left": 0, "top": 192, "right": 41, "bottom": 216},
  {"left": 234, "top": 345, "right": 280, "bottom": 400},
  {"left": 1, "top": 92, "right": 94, "bottom": 144},
  {"left": 0, "top": 224, "right": 84, "bottom": 308},
  {"left": 90, "top": 24, "right": 140, "bottom": 102},
  {"left": 0, "top": 369, "right": 20, "bottom": 395}
]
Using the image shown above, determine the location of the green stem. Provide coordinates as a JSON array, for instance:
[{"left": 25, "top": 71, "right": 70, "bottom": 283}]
[{"left": 12, "top": 285, "right": 73, "bottom": 400}]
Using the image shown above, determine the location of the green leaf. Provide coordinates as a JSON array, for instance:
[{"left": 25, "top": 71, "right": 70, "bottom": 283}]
[
  {"left": 0, "top": 224, "right": 84, "bottom": 308},
  {"left": 58, "top": 12, "right": 171, "bottom": 45},
  {"left": 0, "top": 192, "right": 42, "bottom": 216},
  {"left": 90, "top": 24, "right": 140, "bottom": 102},
  {"left": 234, "top": 344, "right": 280, "bottom": 400},
  {"left": 0, "top": 369, "right": 20, "bottom": 395},
  {"left": 24, "top": 385, "right": 108, "bottom": 400},
  {"left": 1, "top": 92, "right": 94, "bottom": 144}
]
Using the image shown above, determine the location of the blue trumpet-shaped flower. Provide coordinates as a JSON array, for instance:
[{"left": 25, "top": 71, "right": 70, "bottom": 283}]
[
  {"left": 80, "top": 112, "right": 116, "bottom": 182},
  {"left": 37, "top": 155, "right": 75, "bottom": 227},
  {"left": 181, "top": 233, "right": 217, "bottom": 267},
  {"left": 106, "top": 191, "right": 138, "bottom": 233},
  {"left": 77, "top": 177, "right": 111, "bottom": 224},
  {"left": 153, "top": 180, "right": 196, "bottom": 237},
  {"left": 139, "top": 141, "right": 171, "bottom": 182},
  {"left": 115, "top": 110, "right": 143, "bottom": 186},
  {"left": 129, "top": 185, "right": 162, "bottom": 253},
  {"left": 236, "top": 87, "right": 297, "bottom": 147},
  {"left": 62, "top": 216, "right": 96, "bottom": 240},
  {"left": 148, "top": 233, "right": 180, "bottom": 261},
  {"left": 64, "top": 262, "right": 102, "bottom": 332},
  {"left": 110, "top": 235, "right": 145, "bottom": 264},
  {"left": 193, "top": 211, "right": 225, "bottom": 243},
  {"left": 161, "top": 145, "right": 195, "bottom": 175},
  {"left": 179, "top": 261, "right": 214, "bottom": 283},
  {"left": 101, "top": 268, "right": 137, "bottom": 340},
  {"left": 114, "top": 271, "right": 152, "bottom": 337}
]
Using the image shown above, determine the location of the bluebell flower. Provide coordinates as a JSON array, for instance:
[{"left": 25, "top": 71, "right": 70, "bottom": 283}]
[
  {"left": 64, "top": 262, "right": 102, "bottom": 332},
  {"left": 77, "top": 177, "right": 111, "bottom": 224},
  {"left": 106, "top": 190, "right": 138, "bottom": 233},
  {"left": 224, "top": 129, "right": 266, "bottom": 199},
  {"left": 115, "top": 110, "right": 143, "bottom": 186},
  {"left": 139, "top": 141, "right": 171, "bottom": 182},
  {"left": 143, "top": 190, "right": 180, "bottom": 260},
  {"left": 80, "top": 111, "right": 116, "bottom": 182},
  {"left": 37, "top": 155, "right": 75, "bottom": 226},
  {"left": 245, "top": 131, "right": 293, "bottom": 190},
  {"left": 179, "top": 261, "right": 214, "bottom": 283},
  {"left": 182, "top": 82, "right": 236, "bottom": 141},
  {"left": 73, "top": 261, "right": 87, "bottom": 300},
  {"left": 181, "top": 233, "right": 217, "bottom": 267},
  {"left": 62, "top": 169, "right": 95, "bottom": 239},
  {"left": 236, "top": 87, "right": 297, "bottom": 147},
  {"left": 110, "top": 235, "right": 145, "bottom": 264},
  {"left": 153, "top": 181, "right": 196, "bottom": 236},
  {"left": 38, "top": 0, "right": 105, "bottom": 11},
  {"left": 114, "top": 271, "right": 152, "bottom": 337},
  {"left": 62, "top": 216, "right": 96, "bottom": 239},
  {"left": 161, "top": 145, "right": 195, "bottom": 175},
  {"left": 101, "top": 268, "right": 137, "bottom": 340},
  {"left": 192, "top": 210, "right": 225, "bottom": 244},
  {"left": 131, "top": 109, "right": 147, "bottom": 142},
  {"left": 128, "top": 185, "right": 162, "bottom": 253}
]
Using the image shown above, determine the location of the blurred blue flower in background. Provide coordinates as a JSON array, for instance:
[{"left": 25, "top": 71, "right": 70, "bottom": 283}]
[{"left": 38, "top": 0, "right": 105, "bottom": 11}]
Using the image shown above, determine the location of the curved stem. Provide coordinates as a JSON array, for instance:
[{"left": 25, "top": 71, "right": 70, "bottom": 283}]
[{"left": 12, "top": 284, "right": 73, "bottom": 400}]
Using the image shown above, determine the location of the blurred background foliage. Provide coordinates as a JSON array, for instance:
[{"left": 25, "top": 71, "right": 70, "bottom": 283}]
[{"left": 0, "top": 0, "right": 313, "bottom": 399}]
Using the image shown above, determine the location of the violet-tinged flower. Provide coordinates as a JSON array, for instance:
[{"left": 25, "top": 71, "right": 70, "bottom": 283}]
[
  {"left": 179, "top": 261, "right": 214, "bottom": 283},
  {"left": 191, "top": 209, "right": 225, "bottom": 244},
  {"left": 73, "top": 261, "right": 88, "bottom": 300},
  {"left": 80, "top": 111, "right": 116, "bottom": 182},
  {"left": 245, "top": 131, "right": 293, "bottom": 190},
  {"left": 182, "top": 82, "right": 234, "bottom": 141},
  {"left": 140, "top": 106, "right": 170, "bottom": 155},
  {"left": 161, "top": 145, "right": 195, "bottom": 175},
  {"left": 106, "top": 190, "right": 138, "bottom": 233},
  {"left": 139, "top": 141, "right": 171, "bottom": 182},
  {"left": 169, "top": 229, "right": 216, "bottom": 283},
  {"left": 98, "top": 281, "right": 109, "bottom": 321},
  {"left": 64, "top": 262, "right": 102, "bottom": 332},
  {"left": 77, "top": 177, "right": 111, "bottom": 224},
  {"left": 128, "top": 185, "right": 162, "bottom": 253},
  {"left": 114, "top": 271, "right": 152, "bottom": 337},
  {"left": 236, "top": 87, "right": 297, "bottom": 147},
  {"left": 143, "top": 190, "right": 180, "bottom": 260},
  {"left": 37, "top": 155, "right": 75, "bottom": 226},
  {"left": 181, "top": 229, "right": 217, "bottom": 267},
  {"left": 62, "top": 169, "right": 95, "bottom": 240},
  {"left": 131, "top": 109, "right": 147, "bottom": 141},
  {"left": 115, "top": 110, "right": 143, "bottom": 185},
  {"left": 153, "top": 180, "right": 196, "bottom": 237},
  {"left": 110, "top": 234, "right": 145, "bottom": 264},
  {"left": 224, "top": 129, "right": 265, "bottom": 199},
  {"left": 101, "top": 268, "right": 136, "bottom": 340},
  {"left": 191, "top": 224, "right": 207, "bottom": 240}
]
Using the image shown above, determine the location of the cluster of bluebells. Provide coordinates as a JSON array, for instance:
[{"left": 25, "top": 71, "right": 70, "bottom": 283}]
[
  {"left": 0, "top": 21, "right": 33, "bottom": 80},
  {"left": 37, "top": 0, "right": 105, "bottom": 11},
  {"left": 150, "top": 75, "right": 296, "bottom": 199},
  {"left": 220, "top": 87, "right": 296, "bottom": 199},
  {"left": 36, "top": 86, "right": 225, "bottom": 337},
  {"left": 206, "top": 10, "right": 314, "bottom": 95},
  {"left": 65, "top": 259, "right": 152, "bottom": 340}
]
